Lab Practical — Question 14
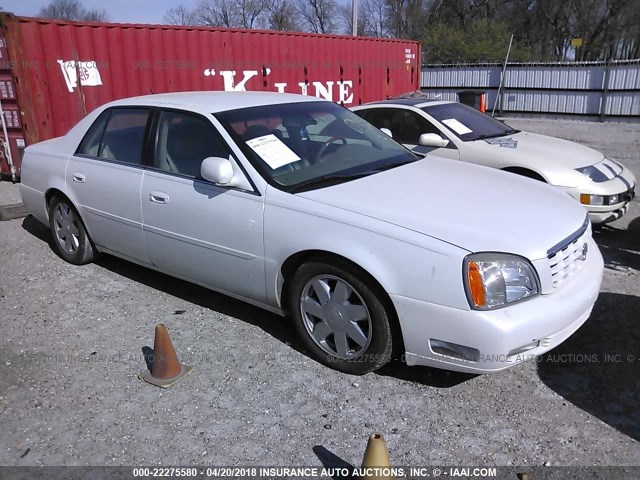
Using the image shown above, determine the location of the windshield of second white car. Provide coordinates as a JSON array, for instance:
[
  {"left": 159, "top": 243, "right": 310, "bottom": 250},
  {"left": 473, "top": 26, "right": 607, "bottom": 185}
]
[
  {"left": 423, "top": 102, "right": 519, "bottom": 142},
  {"left": 214, "top": 101, "right": 419, "bottom": 193}
]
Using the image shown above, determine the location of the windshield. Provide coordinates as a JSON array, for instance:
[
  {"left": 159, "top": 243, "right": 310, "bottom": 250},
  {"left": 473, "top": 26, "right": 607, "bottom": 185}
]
[
  {"left": 423, "top": 103, "right": 519, "bottom": 142},
  {"left": 214, "top": 101, "right": 418, "bottom": 192}
]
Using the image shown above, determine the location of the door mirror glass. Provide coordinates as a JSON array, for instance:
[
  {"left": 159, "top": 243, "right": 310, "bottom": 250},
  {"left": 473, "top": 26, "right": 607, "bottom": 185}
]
[{"left": 419, "top": 133, "right": 449, "bottom": 148}]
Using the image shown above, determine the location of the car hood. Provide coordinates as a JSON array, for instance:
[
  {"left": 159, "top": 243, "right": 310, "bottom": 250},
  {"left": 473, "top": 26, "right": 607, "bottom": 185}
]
[
  {"left": 297, "top": 157, "right": 588, "bottom": 261},
  {"left": 480, "top": 131, "right": 604, "bottom": 169}
]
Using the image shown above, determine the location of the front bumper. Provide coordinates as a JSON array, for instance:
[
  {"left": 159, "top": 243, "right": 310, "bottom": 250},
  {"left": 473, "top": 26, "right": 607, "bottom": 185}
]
[{"left": 391, "top": 237, "right": 603, "bottom": 374}]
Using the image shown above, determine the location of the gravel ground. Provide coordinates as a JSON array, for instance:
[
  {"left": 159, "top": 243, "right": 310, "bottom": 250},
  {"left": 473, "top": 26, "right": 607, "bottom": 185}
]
[{"left": 0, "top": 118, "right": 639, "bottom": 470}]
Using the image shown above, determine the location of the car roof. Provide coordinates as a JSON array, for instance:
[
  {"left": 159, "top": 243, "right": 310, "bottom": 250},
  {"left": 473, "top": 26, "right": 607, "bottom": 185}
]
[{"left": 104, "top": 91, "right": 324, "bottom": 113}]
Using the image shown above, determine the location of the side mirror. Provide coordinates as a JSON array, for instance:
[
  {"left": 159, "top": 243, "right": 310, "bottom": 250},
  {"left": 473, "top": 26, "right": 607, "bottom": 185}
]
[
  {"left": 201, "top": 156, "right": 234, "bottom": 185},
  {"left": 419, "top": 133, "right": 449, "bottom": 148},
  {"left": 380, "top": 128, "right": 393, "bottom": 138}
]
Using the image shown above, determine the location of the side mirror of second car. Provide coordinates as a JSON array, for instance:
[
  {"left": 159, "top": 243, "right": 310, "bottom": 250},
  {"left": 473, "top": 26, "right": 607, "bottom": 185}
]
[
  {"left": 419, "top": 133, "right": 449, "bottom": 148},
  {"left": 201, "top": 156, "right": 235, "bottom": 185},
  {"left": 380, "top": 128, "right": 393, "bottom": 138}
]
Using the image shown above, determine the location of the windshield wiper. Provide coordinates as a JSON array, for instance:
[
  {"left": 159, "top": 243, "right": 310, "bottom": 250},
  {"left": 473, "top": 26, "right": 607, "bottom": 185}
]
[
  {"left": 290, "top": 171, "right": 374, "bottom": 193},
  {"left": 474, "top": 129, "right": 520, "bottom": 141},
  {"left": 290, "top": 157, "right": 419, "bottom": 193}
]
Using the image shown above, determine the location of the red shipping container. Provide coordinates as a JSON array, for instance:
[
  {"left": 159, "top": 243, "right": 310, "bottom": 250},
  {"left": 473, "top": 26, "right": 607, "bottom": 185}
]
[
  {"left": 0, "top": 31, "right": 8, "bottom": 65},
  {"left": 0, "top": 73, "right": 16, "bottom": 99},
  {"left": 1, "top": 103, "right": 20, "bottom": 128},
  {"left": 0, "top": 132, "right": 25, "bottom": 177},
  {"left": 0, "top": 13, "right": 421, "bottom": 177}
]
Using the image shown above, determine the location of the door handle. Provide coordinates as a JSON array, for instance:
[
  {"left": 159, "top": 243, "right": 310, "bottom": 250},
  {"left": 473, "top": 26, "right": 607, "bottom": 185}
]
[
  {"left": 149, "top": 191, "right": 169, "bottom": 204},
  {"left": 72, "top": 173, "right": 85, "bottom": 183}
]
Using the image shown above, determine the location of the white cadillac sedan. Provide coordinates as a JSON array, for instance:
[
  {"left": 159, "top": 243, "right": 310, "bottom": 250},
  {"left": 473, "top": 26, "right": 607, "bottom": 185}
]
[
  {"left": 20, "top": 92, "right": 603, "bottom": 375},
  {"left": 352, "top": 98, "right": 636, "bottom": 225}
]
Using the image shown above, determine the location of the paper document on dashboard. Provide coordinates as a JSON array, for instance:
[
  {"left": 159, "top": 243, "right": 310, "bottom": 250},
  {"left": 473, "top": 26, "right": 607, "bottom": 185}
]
[
  {"left": 246, "top": 134, "right": 301, "bottom": 169},
  {"left": 442, "top": 118, "right": 473, "bottom": 135}
]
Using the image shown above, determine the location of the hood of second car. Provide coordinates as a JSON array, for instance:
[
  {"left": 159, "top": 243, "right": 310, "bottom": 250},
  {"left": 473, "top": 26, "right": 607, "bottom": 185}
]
[
  {"left": 297, "top": 157, "right": 588, "bottom": 261},
  {"left": 476, "top": 131, "right": 604, "bottom": 170}
]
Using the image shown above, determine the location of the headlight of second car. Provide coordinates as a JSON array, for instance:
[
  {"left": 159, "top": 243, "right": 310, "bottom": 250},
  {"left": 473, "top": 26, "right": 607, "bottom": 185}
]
[{"left": 464, "top": 253, "right": 539, "bottom": 310}]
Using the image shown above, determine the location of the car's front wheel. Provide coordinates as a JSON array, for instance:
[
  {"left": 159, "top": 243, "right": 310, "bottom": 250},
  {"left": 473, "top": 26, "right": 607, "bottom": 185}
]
[
  {"left": 48, "top": 196, "right": 97, "bottom": 265},
  {"left": 289, "top": 260, "right": 394, "bottom": 374}
]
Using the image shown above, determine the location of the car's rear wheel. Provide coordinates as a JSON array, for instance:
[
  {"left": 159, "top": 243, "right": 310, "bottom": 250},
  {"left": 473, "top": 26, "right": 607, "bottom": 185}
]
[
  {"left": 48, "top": 196, "right": 97, "bottom": 265},
  {"left": 289, "top": 260, "right": 393, "bottom": 374}
]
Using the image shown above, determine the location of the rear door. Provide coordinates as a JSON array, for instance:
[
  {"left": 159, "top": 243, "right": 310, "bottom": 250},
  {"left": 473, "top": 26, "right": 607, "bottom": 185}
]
[{"left": 67, "top": 108, "right": 152, "bottom": 263}]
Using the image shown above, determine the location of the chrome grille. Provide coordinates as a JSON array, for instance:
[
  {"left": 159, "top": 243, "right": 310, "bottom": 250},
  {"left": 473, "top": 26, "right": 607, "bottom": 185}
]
[{"left": 547, "top": 217, "right": 590, "bottom": 289}]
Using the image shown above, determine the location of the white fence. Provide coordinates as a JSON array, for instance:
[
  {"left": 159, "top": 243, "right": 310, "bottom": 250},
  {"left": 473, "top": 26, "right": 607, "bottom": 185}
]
[{"left": 420, "top": 60, "right": 640, "bottom": 117}]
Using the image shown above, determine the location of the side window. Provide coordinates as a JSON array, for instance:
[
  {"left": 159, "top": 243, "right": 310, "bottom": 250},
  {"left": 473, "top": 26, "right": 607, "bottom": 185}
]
[
  {"left": 357, "top": 109, "right": 390, "bottom": 131},
  {"left": 154, "top": 110, "right": 232, "bottom": 178},
  {"left": 76, "top": 110, "right": 110, "bottom": 157},
  {"left": 77, "top": 109, "right": 150, "bottom": 163},
  {"left": 356, "top": 108, "right": 450, "bottom": 146},
  {"left": 94, "top": 109, "right": 150, "bottom": 164},
  {"left": 389, "top": 110, "right": 440, "bottom": 144}
]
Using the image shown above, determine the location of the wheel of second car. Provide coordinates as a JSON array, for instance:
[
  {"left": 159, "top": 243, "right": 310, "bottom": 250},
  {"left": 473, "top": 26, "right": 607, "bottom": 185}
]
[
  {"left": 288, "top": 260, "right": 393, "bottom": 374},
  {"left": 48, "top": 196, "right": 97, "bottom": 265}
]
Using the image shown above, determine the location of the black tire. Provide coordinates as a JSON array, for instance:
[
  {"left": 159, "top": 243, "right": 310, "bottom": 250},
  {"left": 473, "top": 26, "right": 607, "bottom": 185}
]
[
  {"left": 288, "top": 259, "right": 393, "bottom": 375},
  {"left": 48, "top": 196, "right": 97, "bottom": 265}
]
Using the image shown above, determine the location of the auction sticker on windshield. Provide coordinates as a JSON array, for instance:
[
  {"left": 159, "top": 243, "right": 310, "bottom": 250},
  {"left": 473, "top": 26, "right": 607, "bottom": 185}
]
[
  {"left": 442, "top": 118, "right": 473, "bottom": 135},
  {"left": 246, "top": 134, "right": 301, "bottom": 169}
]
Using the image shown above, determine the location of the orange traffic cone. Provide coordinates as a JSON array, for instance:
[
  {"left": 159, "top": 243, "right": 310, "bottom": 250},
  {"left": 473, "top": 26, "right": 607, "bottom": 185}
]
[
  {"left": 361, "top": 433, "right": 394, "bottom": 480},
  {"left": 479, "top": 93, "right": 487, "bottom": 113},
  {"left": 138, "top": 324, "right": 193, "bottom": 388}
]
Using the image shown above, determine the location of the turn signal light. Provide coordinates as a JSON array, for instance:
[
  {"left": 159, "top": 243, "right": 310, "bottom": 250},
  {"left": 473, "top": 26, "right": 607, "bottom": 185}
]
[{"left": 467, "top": 261, "right": 486, "bottom": 308}]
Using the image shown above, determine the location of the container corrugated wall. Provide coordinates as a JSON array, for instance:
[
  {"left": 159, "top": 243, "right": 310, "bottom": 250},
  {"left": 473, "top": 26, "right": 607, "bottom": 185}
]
[
  {"left": 608, "top": 63, "right": 640, "bottom": 90},
  {"left": 0, "top": 14, "right": 420, "bottom": 176},
  {"left": 420, "top": 65, "right": 497, "bottom": 88},
  {"left": 421, "top": 60, "right": 640, "bottom": 117}
]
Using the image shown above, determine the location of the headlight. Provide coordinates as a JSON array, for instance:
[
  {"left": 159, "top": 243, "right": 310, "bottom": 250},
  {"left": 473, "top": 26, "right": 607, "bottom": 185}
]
[
  {"left": 580, "top": 194, "right": 605, "bottom": 205},
  {"left": 575, "top": 165, "right": 608, "bottom": 183},
  {"left": 464, "top": 253, "right": 539, "bottom": 310},
  {"left": 580, "top": 193, "right": 622, "bottom": 205}
]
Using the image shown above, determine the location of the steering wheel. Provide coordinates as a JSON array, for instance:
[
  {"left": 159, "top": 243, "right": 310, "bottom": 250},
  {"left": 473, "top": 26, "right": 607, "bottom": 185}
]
[{"left": 314, "top": 137, "right": 347, "bottom": 162}]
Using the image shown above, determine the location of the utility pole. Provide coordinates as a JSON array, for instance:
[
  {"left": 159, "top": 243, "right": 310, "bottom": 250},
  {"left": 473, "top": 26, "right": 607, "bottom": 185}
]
[
  {"left": 352, "top": 0, "right": 358, "bottom": 35},
  {"left": 491, "top": 34, "right": 514, "bottom": 117}
]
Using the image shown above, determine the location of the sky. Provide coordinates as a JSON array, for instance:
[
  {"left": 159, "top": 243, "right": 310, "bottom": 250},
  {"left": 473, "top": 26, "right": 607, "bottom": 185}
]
[{"left": 3, "top": 0, "right": 184, "bottom": 24}]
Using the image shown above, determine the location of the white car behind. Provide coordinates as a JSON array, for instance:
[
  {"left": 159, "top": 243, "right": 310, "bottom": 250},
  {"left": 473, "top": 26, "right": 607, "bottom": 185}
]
[{"left": 352, "top": 98, "right": 636, "bottom": 225}]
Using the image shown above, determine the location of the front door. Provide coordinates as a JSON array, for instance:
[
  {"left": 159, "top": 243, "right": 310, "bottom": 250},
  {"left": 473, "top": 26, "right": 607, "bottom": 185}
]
[{"left": 140, "top": 109, "right": 266, "bottom": 302}]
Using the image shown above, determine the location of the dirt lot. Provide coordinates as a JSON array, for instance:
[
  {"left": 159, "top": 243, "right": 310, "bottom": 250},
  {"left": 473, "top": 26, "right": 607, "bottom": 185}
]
[{"left": 0, "top": 118, "right": 639, "bottom": 470}]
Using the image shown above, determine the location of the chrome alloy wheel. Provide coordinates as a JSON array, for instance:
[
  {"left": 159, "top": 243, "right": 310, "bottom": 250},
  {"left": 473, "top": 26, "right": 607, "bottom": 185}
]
[
  {"left": 299, "top": 274, "right": 372, "bottom": 359},
  {"left": 53, "top": 202, "right": 81, "bottom": 255}
]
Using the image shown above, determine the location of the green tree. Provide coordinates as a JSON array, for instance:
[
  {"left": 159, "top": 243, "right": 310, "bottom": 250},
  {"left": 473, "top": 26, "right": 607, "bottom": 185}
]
[{"left": 423, "top": 18, "right": 535, "bottom": 63}]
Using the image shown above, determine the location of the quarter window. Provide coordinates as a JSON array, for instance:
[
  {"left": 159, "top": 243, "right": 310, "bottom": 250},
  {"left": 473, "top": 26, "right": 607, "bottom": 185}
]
[{"left": 76, "top": 110, "right": 110, "bottom": 157}]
